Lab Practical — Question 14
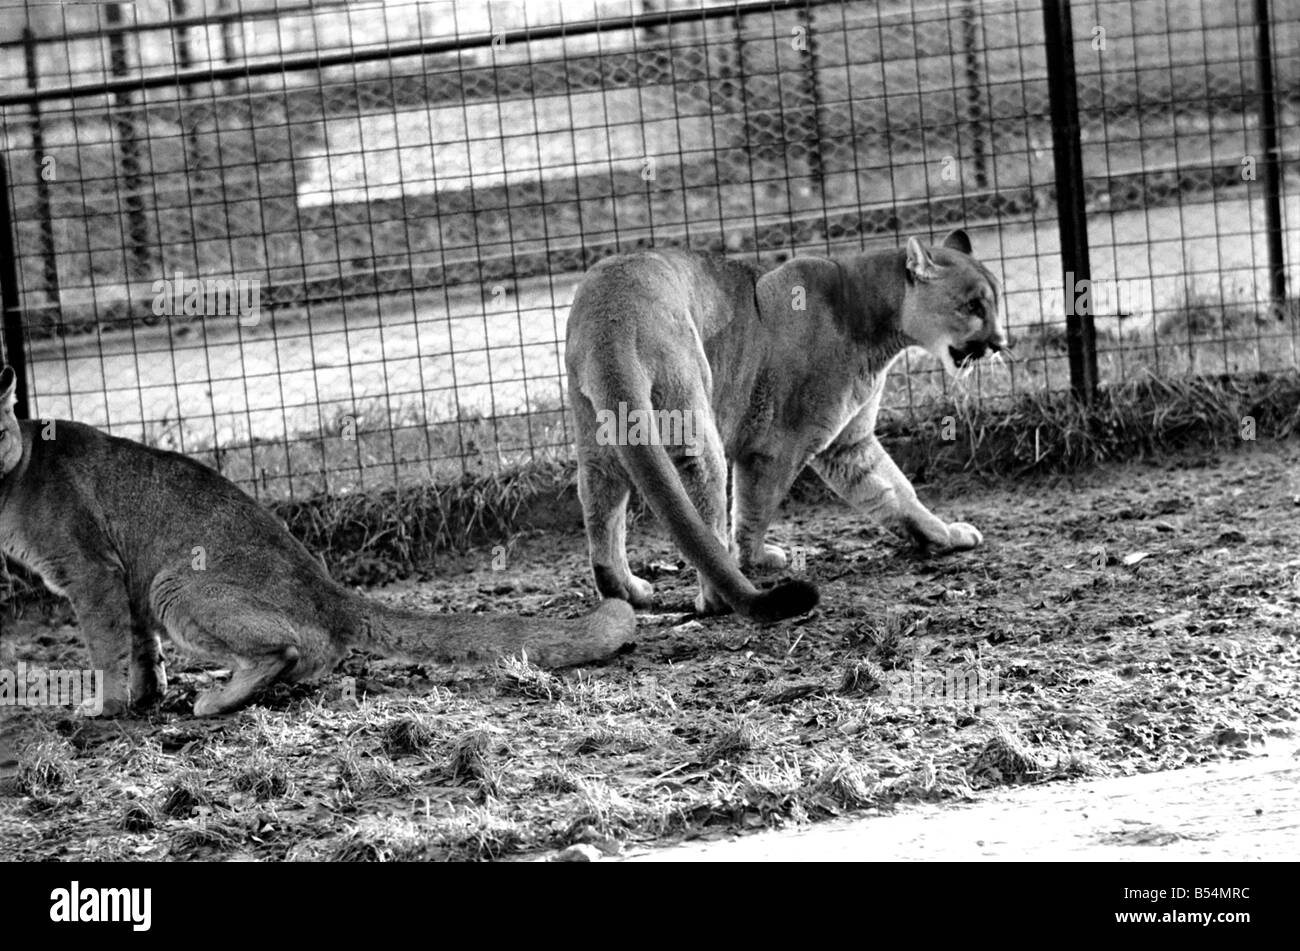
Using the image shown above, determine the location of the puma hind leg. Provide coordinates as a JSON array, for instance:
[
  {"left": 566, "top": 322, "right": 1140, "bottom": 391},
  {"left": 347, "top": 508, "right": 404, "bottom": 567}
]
[
  {"left": 191, "top": 648, "right": 301, "bottom": 717},
  {"left": 671, "top": 424, "right": 731, "bottom": 615},
  {"left": 149, "top": 575, "right": 318, "bottom": 716},
  {"left": 577, "top": 457, "right": 654, "bottom": 608},
  {"left": 732, "top": 452, "right": 806, "bottom": 571}
]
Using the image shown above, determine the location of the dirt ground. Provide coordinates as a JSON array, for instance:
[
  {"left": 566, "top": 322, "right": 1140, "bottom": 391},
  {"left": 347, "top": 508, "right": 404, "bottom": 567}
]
[{"left": 2, "top": 438, "right": 1299, "bottom": 861}]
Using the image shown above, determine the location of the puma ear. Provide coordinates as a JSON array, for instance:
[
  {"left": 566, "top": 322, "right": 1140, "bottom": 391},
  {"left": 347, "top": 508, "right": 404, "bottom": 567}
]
[
  {"left": 942, "top": 229, "right": 972, "bottom": 255},
  {"left": 905, "top": 237, "right": 938, "bottom": 281},
  {"left": 0, "top": 366, "right": 14, "bottom": 408}
]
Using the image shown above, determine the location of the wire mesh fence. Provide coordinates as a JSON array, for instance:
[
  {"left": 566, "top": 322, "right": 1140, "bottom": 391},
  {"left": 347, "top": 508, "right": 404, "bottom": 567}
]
[{"left": 0, "top": 0, "right": 1296, "bottom": 500}]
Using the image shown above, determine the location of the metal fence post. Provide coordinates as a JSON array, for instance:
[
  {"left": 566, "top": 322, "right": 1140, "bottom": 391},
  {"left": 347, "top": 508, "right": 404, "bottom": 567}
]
[
  {"left": 23, "top": 27, "right": 60, "bottom": 314},
  {"left": 1042, "top": 0, "right": 1097, "bottom": 402},
  {"left": 106, "top": 1, "right": 152, "bottom": 281},
  {"left": 961, "top": 0, "right": 989, "bottom": 191},
  {"left": 0, "top": 156, "right": 30, "bottom": 420},
  {"left": 800, "top": 0, "right": 825, "bottom": 193},
  {"left": 172, "top": 0, "right": 202, "bottom": 163},
  {"left": 1253, "top": 0, "right": 1287, "bottom": 316}
]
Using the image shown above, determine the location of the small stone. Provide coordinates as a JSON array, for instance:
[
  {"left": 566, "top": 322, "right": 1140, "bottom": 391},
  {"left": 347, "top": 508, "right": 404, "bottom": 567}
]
[
  {"left": 579, "top": 833, "right": 625, "bottom": 857},
  {"left": 554, "top": 844, "right": 603, "bottom": 862}
]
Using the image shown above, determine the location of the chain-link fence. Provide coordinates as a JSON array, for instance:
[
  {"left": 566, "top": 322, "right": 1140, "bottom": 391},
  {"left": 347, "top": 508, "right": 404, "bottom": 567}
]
[{"left": 0, "top": 0, "right": 1296, "bottom": 499}]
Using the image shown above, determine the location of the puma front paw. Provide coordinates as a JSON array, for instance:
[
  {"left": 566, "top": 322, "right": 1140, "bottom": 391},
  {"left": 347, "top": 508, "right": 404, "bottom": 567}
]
[
  {"left": 624, "top": 576, "right": 654, "bottom": 608},
  {"left": 740, "top": 542, "right": 788, "bottom": 571},
  {"left": 943, "top": 521, "right": 983, "bottom": 550},
  {"left": 593, "top": 566, "right": 654, "bottom": 609}
]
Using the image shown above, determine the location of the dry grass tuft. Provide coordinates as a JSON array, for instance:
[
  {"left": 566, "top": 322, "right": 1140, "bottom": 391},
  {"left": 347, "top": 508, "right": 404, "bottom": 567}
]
[
  {"left": 839, "top": 660, "right": 888, "bottom": 696},
  {"left": 160, "top": 769, "right": 214, "bottom": 818},
  {"left": 571, "top": 720, "right": 658, "bottom": 756},
  {"left": 375, "top": 716, "right": 440, "bottom": 757},
  {"left": 493, "top": 654, "right": 561, "bottom": 700},
  {"left": 970, "top": 728, "right": 1047, "bottom": 786},
  {"left": 16, "top": 732, "right": 76, "bottom": 797},
  {"left": 230, "top": 751, "right": 296, "bottom": 801},
  {"left": 329, "top": 810, "right": 527, "bottom": 862},
  {"left": 118, "top": 800, "right": 159, "bottom": 833},
  {"left": 531, "top": 764, "right": 582, "bottom": 794},
  {"left": 169, "top": 816, "right": 247, "bottom": 855},
  {"left": 807, "top": 753, "right": 881, "bottom": 813},
  {"left": 335, "top": 745, "right": 416, "bottom": 797},
  {"left": 446, "top": 729, "right": 505, "bottom": 797},
  {"left": 701, "top": 717, "right": 769, "bottom": 766}
]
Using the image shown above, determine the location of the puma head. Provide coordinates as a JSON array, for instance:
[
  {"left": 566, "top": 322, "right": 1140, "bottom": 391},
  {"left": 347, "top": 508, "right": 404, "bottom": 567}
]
[
  {"left": 900, "top": 230, "right": 1007, "bottom": 376},
  {"left": 0, "top": 366, "right": 21, "bottom": 477}
]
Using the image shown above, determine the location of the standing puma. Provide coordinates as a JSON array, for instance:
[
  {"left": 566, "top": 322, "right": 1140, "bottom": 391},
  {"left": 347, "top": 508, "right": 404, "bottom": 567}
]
[
  {"left": 565, "top": 230, "right": 1005, "bottom": 619},
  {"left": 0, "top": 367, "right": 635, "bottom": 716}
]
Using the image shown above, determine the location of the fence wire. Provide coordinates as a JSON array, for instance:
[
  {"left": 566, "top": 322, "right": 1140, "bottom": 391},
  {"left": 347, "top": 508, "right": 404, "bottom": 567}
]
[{"left": 0, "top": 0, "right": 1296, "bottom": 499}]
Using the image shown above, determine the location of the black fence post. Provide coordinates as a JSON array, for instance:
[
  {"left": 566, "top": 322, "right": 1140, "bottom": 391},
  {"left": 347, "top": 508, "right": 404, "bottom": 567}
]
[
  {"left": 961, "top": 0, "right": 989, "bottom": 191},
  {"left": 0, "top": 157, "right": 30, "bottom": 420},
  {"left": 105, "top": 1, "right": 152, "bottom": 282},
  {"left": 800, "top": 0, "right": 825, "bottom": 193},
  {"left": 172, "top": 0, "right": 201, "bottom": 164},
  {"left": 24, "top": 27, "right": 60, "bottom": 315},
  {"left": 219, "top": 0, "right": 240, "bottom": 92},
  {"left": 1253, "top": 0, "right": 1287, "bottom": 316},
  {"left": 1042, "top": 0, "right": 1097, "bottom": 403}
]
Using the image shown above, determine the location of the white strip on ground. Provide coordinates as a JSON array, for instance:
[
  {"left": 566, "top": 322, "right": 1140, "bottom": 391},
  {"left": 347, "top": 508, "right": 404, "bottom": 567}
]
[{"left": 624, "top": 740, "right": 1300, "bottom": 862}]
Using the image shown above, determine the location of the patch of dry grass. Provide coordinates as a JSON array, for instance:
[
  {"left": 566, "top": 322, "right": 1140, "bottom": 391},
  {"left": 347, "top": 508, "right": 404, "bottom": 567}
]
[
  {"left": 329, "top": 809, "right": 527, "bottom": 862},
  {"left": 160, "top": 769, "right": 214, "bottom": 818},
  {"left": 230, "top": 751, "right": 297, "bottom": 801},
  {"left": 118, "top": 799, "right": 159, "bottom": 833},
  {"left": 970, "top": 728, "right": 1047, "bottom": 786},
  {"left": 169, "top": 816, "right": 247, "bottom": 856},
  {"left": 375, "top": 716, "right": 441, "bottom": 758},
  {"left": 16, "top": 731, "right": 76, "bottom": 798},
  {"left": 700, "top": 716, "right": 771, "bottom": 766},
  {"left": 881, "top": 370, "right": 1300, "bottom": 481},
  {"left": 335, "top": 745, "right": 416, "bottom": 797},
  {"left": 493, "top": 654, "right": 561, "bottom": 700}
]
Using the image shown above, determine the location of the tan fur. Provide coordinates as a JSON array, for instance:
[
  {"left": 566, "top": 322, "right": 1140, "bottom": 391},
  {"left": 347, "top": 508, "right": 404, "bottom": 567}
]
[
  {"left": 565, "top": 230, "right": 1005, "bottom": 618},
  {"left": 0, "top": 366, "right": 635, "bottom": 717}
]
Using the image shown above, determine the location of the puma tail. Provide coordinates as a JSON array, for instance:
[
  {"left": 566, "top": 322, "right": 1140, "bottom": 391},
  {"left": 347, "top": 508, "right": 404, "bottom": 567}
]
[
  {"left": 593, "top": 383, "right": 818, "bottom": 623},
  {"left": 355, "top": 597, "right": 636, "bottom": 668}
]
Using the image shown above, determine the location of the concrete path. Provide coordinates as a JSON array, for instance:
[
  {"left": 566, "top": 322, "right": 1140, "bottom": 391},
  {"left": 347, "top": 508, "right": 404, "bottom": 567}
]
[{"left": 626, "top": 743, "right": 1300, "bottom": 861}]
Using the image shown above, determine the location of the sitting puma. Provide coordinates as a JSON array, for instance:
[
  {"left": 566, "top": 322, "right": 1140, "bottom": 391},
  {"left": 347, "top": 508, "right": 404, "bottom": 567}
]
[
  {"left": 565, "top": 230, "right": 1005, "bottom": 619},
  {"left": 0, "top": 367, "right": 634, "bottom": 717}
]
